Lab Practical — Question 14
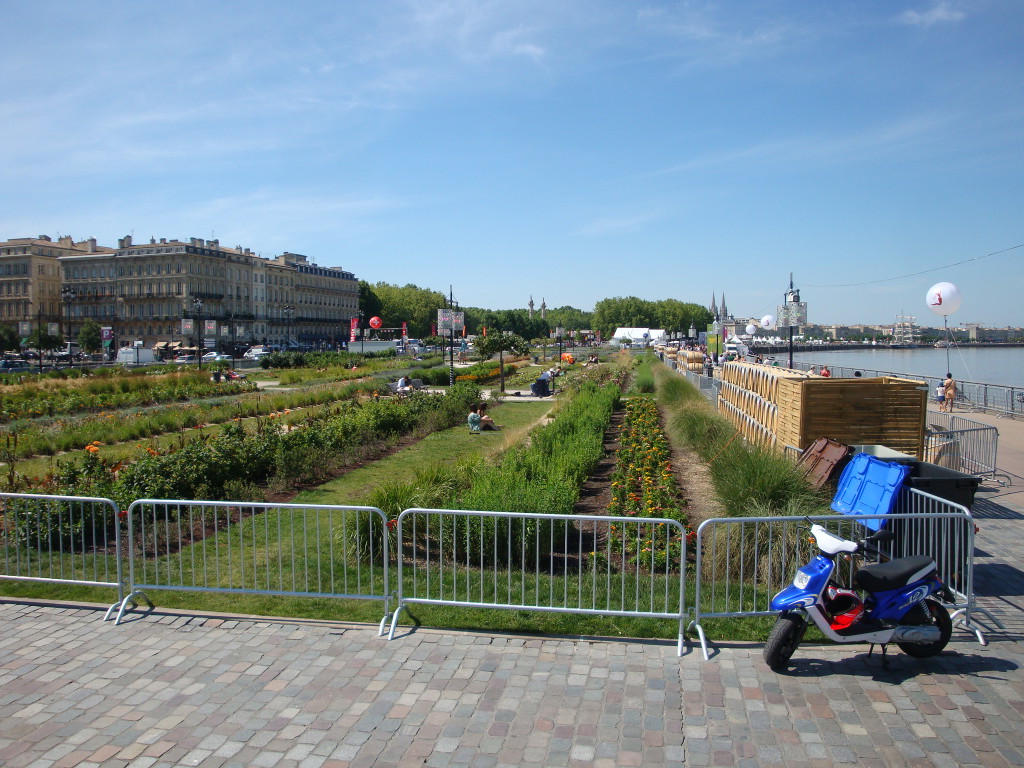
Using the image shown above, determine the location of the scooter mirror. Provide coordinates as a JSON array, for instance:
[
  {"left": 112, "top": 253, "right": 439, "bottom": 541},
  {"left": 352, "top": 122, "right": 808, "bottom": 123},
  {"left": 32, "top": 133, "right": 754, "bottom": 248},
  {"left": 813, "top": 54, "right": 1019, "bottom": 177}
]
[{"left": 869, "top": 528, "right": 896, "bottom": 544}]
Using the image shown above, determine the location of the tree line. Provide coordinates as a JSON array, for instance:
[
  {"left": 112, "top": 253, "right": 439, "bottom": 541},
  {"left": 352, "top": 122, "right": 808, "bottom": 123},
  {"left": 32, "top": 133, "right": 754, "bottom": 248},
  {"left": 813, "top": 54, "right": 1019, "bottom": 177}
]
[{"left": 359, "top": 281, "right": 713, "bottom": 341}]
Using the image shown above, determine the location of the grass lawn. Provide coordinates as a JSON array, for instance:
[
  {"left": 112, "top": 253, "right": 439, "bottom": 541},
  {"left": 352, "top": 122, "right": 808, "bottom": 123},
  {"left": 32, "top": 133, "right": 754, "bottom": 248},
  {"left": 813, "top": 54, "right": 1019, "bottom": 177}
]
[
  {"left": 0, "top": 367, "right": 811, "bottom": 648},
  {"left": 294, "top": 400, "right": 553, "bottom": 506}
]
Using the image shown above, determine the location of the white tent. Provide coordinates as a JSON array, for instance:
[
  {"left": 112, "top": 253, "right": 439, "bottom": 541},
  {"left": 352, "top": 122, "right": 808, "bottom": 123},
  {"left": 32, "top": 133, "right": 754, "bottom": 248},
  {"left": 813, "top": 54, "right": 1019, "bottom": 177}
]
[{"left": 611, "top": 327, "right": 667, "bottom": 345}]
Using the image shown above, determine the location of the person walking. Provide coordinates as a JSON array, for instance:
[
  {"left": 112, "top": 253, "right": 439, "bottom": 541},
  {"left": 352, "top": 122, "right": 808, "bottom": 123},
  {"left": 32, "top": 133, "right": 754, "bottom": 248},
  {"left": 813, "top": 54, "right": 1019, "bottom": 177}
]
[{"left": 942, "top": 373, "right": 957, "bottom": 412}]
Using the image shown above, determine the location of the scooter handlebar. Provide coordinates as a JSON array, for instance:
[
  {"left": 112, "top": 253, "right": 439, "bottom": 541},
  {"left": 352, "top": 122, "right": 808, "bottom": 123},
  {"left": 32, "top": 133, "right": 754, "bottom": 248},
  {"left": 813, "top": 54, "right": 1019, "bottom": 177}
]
[{"left": 856, "top": 527, "right": 895, "bottom": 556}]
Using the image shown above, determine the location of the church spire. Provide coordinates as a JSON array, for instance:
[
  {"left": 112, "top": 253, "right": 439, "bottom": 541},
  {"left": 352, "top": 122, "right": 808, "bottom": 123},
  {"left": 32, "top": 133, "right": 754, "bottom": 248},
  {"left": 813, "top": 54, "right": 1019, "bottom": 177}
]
[{"left": 710, "top": 293, "right": 718, "bottom": 321}]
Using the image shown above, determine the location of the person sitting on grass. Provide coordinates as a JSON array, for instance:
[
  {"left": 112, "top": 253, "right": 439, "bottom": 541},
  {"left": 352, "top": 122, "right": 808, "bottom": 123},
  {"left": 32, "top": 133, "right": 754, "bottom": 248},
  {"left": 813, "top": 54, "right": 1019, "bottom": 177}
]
[
  {"left": 468, "top": 404, "right": 482, "bottom": 433},
  {"left": 478, "top": 402, "right": 502, "bottom": 430}
]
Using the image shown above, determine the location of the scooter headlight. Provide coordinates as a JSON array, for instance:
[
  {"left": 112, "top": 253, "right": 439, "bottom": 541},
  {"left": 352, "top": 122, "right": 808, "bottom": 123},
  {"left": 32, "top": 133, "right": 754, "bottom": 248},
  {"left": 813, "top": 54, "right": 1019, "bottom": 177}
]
[{"left": 793, "top": 571, "right": 811, "bottom": 589}]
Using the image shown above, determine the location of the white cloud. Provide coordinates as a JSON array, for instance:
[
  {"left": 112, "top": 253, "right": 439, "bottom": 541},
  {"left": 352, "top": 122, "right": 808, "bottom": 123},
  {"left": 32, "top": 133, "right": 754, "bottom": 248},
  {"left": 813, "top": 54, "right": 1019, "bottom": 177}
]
[
  {"left": 899, "top": 2, "right": 967, "bottom": 27},
  {"left": 649, "top": 114, "right": 954, "bottom": 176}
]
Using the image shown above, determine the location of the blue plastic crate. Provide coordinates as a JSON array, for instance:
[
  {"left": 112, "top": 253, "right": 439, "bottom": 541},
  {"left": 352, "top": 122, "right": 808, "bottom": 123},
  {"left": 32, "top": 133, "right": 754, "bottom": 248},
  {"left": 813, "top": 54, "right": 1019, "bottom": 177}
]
[{"left": 830, "top": 453, "right": 911, "bottom": 531}]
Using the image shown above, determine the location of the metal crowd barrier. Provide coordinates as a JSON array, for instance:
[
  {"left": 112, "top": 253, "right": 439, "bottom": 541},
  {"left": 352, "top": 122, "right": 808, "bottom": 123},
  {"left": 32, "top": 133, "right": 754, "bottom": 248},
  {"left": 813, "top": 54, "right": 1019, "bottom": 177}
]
[
  {"left": 111, "top": 499, "right": 392, "bottom": 628},
  {"left": 789, "top": 360, "right": 1023, "bottom": 418},
  {"left": 924, "top": 411, "right": 1000, "bottom": 481},
  {"left": 0, "top": 492, "right": 124, "bottom": 618},
  {"left": 688, "top": 491, "right": 992, "bottom": 659},
  {"left": 387, "top": 508, "right": 689, "bottom": 654},
  {"left": 683, "top": 370, "right": 721, "bottom": 405},
  {"left": 2, "top": 491, "right": 995, "bottom": 663}
]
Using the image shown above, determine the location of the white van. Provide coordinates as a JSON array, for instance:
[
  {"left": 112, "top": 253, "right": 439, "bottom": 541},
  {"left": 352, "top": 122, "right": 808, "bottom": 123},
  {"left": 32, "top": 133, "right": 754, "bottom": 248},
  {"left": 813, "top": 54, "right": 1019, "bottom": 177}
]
[
  {"left": 243, "top": 346, "right": 272, "bottom": 360},
  {"left": 116, "top": 347, "right": 158, "bottom": 366}
]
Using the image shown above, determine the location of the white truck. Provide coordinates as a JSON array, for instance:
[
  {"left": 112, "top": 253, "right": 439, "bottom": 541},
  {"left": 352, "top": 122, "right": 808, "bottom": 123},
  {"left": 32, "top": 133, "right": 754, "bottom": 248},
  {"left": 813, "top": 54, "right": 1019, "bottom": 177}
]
[{"left": 115, "top": 346, "right": 158, "bottom": 366}]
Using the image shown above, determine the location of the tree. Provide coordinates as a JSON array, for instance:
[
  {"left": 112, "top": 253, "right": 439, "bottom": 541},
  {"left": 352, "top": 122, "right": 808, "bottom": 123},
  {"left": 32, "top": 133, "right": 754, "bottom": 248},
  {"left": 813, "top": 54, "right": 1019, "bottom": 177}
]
[
  {"left": 77, "top": 320, "right": 102, "bottom": 354},
  {"left": 531, "top": 337, "right": 553, "bottom": 362},
  {"left": 474, "top": 331, "right": 529, "bottom": 393},
  {"left": 372, "top": 282, "right": 446, "bottom": 338},
  {"left": 27, "top": 328, "right": 62, "bottom": 355},
  {"left": 0, "top": 324, "right": 19, "bottom": 353},
  {"left": 592, "top": 296, "right": 712, "bottom": 339},
  {"left": 358, "top": 281, "right": 383, "bottom": 323}
]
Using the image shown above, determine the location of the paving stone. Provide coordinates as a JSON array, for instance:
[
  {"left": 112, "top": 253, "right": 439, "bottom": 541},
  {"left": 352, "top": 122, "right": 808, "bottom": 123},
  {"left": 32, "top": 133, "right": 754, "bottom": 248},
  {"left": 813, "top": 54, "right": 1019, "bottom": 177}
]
[{"left": 1, "top": 496, "right": 1023, "bottom": 767}]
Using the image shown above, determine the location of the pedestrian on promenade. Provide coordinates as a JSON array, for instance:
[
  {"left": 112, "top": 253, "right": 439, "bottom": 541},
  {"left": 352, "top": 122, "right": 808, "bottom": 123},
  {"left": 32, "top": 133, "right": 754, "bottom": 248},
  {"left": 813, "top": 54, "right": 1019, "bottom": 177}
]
[{"left": 943, "top": 373, "right": 957, "bottom": 412}]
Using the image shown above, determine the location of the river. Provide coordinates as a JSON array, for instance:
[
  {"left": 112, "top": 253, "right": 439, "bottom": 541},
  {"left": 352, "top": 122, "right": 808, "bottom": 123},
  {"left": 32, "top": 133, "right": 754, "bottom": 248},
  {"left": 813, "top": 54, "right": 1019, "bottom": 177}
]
[{"left": 788, "top": 345, "right": 1022, "bottom": 388}]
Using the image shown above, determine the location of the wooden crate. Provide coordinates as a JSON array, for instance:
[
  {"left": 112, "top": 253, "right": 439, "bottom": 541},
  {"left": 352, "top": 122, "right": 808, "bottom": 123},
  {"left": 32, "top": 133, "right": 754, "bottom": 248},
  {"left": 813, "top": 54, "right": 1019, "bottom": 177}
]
[
  {"left": 715, "top": 363, "right": 928, "bottom": 458},
  {"left": 775, "top": 376, "right": 927, "bottom": 458}
]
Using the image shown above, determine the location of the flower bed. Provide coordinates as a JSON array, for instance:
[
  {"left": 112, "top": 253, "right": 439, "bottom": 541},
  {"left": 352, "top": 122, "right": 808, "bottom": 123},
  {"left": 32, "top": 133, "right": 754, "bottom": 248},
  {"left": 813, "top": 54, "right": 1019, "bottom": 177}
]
[
  {"left": 6, "top": 384, "right": 483, "bottom": 511},
  {"left": 0, "top": 370, "right": 255, "bottom": 422},
  {"left": 605, "top": 395, "right": 692, "bottom": 568}
]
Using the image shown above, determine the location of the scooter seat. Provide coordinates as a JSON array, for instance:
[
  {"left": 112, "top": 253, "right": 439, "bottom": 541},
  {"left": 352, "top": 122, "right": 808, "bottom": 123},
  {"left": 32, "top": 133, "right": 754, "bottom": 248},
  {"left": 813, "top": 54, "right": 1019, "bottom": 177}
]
[{"left": 855, "top": 556, "right": 936, "bottom": 593}]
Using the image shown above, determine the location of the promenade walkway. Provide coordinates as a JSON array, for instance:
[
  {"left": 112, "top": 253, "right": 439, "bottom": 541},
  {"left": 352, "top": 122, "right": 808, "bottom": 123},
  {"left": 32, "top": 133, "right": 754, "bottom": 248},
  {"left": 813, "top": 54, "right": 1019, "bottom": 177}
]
[{"left": 1, "top": 420, "right": 1023, "bottom": 767}]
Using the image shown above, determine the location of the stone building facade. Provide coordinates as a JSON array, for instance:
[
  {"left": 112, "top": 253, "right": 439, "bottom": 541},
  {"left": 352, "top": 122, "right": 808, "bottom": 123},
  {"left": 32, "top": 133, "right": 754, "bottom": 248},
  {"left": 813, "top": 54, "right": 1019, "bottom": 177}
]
[{"left": 0, "top": 233, "right": 359, "bottom": 354}]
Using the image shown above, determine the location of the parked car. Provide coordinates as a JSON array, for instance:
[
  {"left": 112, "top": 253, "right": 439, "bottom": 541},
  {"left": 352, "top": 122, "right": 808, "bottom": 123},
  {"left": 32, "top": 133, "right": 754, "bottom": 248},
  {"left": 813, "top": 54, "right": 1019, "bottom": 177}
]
[
  {"left": 174, "top": 354, "right": 197, "bottom": 364},
  {"left": 0, "top": 359, "right": 32, "bottom": 371},
  {"left": 201, "top": 352, "right": 231, "bottom": 362}
]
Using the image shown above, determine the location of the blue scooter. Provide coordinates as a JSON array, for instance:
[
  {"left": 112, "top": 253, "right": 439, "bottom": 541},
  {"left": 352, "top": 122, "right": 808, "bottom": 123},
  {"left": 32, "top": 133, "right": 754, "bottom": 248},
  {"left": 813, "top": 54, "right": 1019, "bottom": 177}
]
[{"left": 764, "top": 522, "right": 953, "bottom": 670}]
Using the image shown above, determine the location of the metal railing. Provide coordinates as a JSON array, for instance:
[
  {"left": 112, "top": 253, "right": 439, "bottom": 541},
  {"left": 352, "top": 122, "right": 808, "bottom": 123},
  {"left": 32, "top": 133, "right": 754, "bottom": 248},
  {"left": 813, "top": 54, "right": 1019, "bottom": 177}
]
[
  {"left": 2, "top": 491, "right": 995, "bottom": 662},
  {"left": 683, "top": 370, "right": 721, "bottom": 405},
  {"left": 688, "top": 489, "right": 993, "bottom": 659},
  {"left": 785, "top": 360, "right": 1023, "bottom": 418},
  {"left": 111, "top": 499, "right": 391, "bottom": 627},
  {"left": 924, "top": 411, "right": 999, "bottom": 481},
  {"left": 0, "top": 492, "right": 124, "bottom": 617},
  {"left": 387, "top": 509, "right": 689, "bottom": 654}
]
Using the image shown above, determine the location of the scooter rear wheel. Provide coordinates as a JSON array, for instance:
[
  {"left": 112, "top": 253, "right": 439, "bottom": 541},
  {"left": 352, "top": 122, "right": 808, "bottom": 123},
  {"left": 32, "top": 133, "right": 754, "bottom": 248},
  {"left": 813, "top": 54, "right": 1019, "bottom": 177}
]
[
  {"left": 764, "top": 612, "right": 806, "bottom": 670},
  {"left": 897, "top": 598, "right": 952, "bottom": 658}
]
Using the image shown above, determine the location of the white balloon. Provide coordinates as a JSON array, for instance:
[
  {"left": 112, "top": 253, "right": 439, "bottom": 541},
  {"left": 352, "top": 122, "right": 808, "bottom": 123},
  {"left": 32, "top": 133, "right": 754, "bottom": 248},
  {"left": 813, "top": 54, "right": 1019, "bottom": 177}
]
[
  {"left": 925, "top": 282, "right": 962, "bottom": 316},
  {"left": 761, "top": 314, "right": 776, "bottom": 330},
  {"left": 745, "top": 324, "right": 757, "bottom": 335}
]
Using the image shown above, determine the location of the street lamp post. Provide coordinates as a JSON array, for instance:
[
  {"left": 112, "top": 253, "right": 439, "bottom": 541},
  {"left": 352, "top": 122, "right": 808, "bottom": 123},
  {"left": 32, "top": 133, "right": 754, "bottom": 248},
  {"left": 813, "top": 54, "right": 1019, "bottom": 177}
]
[
  {"left": 36, "top": 304, "right": 44, "bottom": 375},
  {"left": 61, "top": 286, "right": 77, "bottom": 367},
  {"left": 228, "top": 312, "right": 236, "bottom": 368},
  {"left": 555, "top": 331, "right": 563, "bottom": 395},
  {"left": 193, "top": 298, "right": 204, "bottom": 371},
  {"left": 283, "top": 305, "right": 294, "bottom": 350}
]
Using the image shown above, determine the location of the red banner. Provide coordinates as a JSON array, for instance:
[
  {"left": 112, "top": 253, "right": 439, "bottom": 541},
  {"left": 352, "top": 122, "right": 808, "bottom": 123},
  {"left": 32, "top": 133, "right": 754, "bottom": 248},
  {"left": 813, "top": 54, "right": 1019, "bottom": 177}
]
[
  {"left": 349, "top": 317, "right": 358, "bottom": 343},
  {"left": 402, "top": 321, "right": 407, "bottom": 339}
]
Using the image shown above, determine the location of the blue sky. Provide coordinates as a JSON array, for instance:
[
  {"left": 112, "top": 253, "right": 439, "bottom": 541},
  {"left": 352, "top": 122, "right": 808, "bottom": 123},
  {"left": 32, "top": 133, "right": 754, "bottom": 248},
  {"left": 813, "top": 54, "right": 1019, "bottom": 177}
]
[{"left": 2, "top": 1, "right": 1022, "bottom": 326}]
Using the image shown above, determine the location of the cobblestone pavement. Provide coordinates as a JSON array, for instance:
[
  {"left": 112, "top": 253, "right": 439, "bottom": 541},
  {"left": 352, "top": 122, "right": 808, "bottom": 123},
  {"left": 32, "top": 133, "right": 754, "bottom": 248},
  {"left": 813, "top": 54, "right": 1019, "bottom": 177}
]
[{"left": 0, "top": 503, "right": 1021, "bottom": 767}]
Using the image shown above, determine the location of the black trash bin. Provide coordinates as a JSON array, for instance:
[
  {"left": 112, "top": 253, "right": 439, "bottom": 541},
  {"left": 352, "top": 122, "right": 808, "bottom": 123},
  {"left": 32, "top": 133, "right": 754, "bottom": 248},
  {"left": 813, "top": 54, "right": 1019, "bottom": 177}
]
[
  {"left": 903, "top": 461, "right": 981, "bottom": 510},
  {"left": 893, "top": 459, "right": 979, "bottom": 583}
]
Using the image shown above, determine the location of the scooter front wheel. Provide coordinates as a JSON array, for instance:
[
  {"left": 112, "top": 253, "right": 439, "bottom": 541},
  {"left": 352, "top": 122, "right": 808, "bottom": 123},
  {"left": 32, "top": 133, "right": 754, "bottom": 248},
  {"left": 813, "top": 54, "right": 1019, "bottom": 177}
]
[
  {"left": 897, "top": 598, "right": 952, "bottom": 658},
  {"left": 764, "top": 611, "right": 807, "bottom": 670}
]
